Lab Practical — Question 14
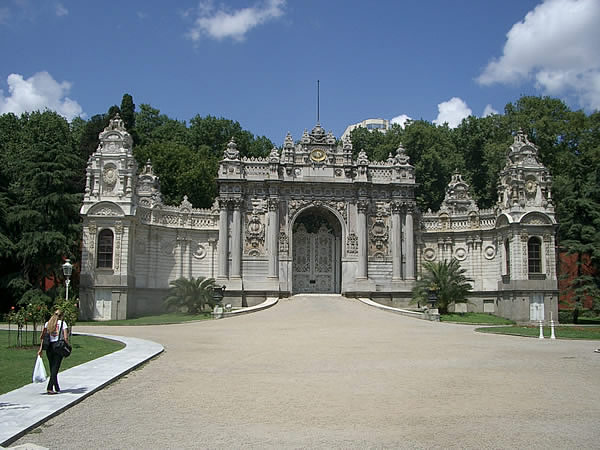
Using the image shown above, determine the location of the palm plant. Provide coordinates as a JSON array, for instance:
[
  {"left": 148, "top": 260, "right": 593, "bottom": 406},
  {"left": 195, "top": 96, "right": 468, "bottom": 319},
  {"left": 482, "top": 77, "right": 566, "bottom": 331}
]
[
  {"left": 164, "top": 276, "right": 219, "bottom": 314},
  {"left": 412, "top": 259, "right": 473, "bottom": 314}
]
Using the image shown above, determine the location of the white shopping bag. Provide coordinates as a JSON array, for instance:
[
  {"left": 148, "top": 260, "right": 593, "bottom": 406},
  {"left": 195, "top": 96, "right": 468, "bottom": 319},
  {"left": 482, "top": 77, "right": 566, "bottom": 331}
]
[{"left": 33, "top": 355, "right": 47, "bottom": 383}]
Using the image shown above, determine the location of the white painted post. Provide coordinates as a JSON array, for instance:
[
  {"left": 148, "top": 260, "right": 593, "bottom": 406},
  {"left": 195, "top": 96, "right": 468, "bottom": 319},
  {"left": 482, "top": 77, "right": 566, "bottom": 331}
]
[
  {"left": 538, "top": 320, "right": 544, "bottom": 339},
  {"left": 550, "top": 312, "right": 556, "bottom": 340}
]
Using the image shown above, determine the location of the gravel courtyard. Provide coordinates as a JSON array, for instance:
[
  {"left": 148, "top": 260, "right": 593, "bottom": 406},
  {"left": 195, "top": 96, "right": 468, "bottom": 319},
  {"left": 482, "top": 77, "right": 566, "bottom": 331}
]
[{"left": 15, "top": 295, "right": 600, "bottom": 449}]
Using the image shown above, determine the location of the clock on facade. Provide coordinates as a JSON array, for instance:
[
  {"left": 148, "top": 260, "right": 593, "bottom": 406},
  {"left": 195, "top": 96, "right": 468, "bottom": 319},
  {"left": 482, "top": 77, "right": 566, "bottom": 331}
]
[
  {"left": 525, "top": 179, "right": 537, "bottom": 194},
  {"left": 310, "top": 148, "right": 327, "bottom": 162}
]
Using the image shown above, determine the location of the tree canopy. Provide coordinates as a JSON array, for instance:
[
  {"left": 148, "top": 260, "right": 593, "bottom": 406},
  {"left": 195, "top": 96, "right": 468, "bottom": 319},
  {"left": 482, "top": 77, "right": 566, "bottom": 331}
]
[{"left": 0, "top": 94, "right": 598, "bottom": 313}]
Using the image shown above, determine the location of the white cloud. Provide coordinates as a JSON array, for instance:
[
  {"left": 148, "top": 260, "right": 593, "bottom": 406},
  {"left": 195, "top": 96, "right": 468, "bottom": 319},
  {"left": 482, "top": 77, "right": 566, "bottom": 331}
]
[
  {"left": 186, "top": 0, "right": 286, "bottom": 42},
  {"left": 482, "top": 104, "right": 498, "bottom": 117},
  {"left": 477, "top": 0, "right": 600, "bottom": 110},
  {"left": 390, "top": 114, "right": 411, "bottom": 129},
  {"left": 0, "top": 71, "right": 84, "bottom": 121},
  {"left": 432, "top": 97, "right": 472, "bottom": 128},
  {"left": 55, "top": 3, "right": 68, "bottom": 17}
]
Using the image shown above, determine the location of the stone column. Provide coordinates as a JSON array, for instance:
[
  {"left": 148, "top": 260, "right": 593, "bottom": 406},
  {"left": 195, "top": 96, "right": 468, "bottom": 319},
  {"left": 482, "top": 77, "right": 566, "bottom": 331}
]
[
  {"left": 391, "top": 201, "right": 402, "bottom": 280},
  {"left": 268, "top": 198, "right": 279, "bottom": 279},
  {"left": 356, "top": 200, "right": 369, "bottom": 280},
  {"left": 405, "top": 205, "right": 415, "bottom": 279},
  {"left": 231, "top": 199, "right": 242, "bottom": 279},
  {"left": 217, "top": 199, "right": 229, "bottom": 279}
]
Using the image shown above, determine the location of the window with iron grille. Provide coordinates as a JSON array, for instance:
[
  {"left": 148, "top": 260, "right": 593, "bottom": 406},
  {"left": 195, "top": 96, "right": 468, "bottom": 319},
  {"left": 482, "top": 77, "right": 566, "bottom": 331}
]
[
  {"left": 97, "top": 229, "right": 114, "bottom": 268},
  {"left": 504, "top": 238, "right": 511, "bottom": 276},
  {"left": 527, "top": 237, "right": 541, "bottom": 273}
]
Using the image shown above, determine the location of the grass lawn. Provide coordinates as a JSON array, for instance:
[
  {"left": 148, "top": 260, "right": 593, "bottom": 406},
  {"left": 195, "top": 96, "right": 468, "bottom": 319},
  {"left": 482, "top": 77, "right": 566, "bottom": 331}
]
[
  {"left": 76, "top": 312, "right": 212, "bottom": 326},
  {"left": 441, "top": 313, "right": 515, "bottom": 325},
  {"left": 475, "top": 325, "right": 600, "bottom": 340},
  {"left": 0, "top": 330, "right": 125, "bottom": 395}
]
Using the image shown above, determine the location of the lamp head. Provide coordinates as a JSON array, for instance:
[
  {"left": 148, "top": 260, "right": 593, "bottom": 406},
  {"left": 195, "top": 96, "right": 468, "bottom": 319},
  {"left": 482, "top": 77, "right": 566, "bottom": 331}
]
[{"left": 62, "top": 259, "right": 73, "bottom": 277}]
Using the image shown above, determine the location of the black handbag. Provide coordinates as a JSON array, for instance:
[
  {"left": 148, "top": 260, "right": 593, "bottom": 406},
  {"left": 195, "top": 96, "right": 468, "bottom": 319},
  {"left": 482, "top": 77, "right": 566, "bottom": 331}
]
[
  {"left": 53, "top": 319, "right": 72, "bottom": 358},
  {"left": 42, "top": 332, "right": 50, "bottom": 350}
]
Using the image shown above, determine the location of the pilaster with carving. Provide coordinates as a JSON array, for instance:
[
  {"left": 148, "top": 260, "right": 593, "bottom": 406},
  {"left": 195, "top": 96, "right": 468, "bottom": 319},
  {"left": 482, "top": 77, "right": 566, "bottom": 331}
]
[
  {"left": 84, "top": 221, "right": 97, "bottom": 272},
  {"left": 114, "top": 220, "right": 123, "bottom": 271}
]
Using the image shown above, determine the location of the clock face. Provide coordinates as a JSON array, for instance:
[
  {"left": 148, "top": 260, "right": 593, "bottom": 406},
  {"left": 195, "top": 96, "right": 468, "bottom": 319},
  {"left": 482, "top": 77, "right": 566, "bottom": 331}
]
[{"left": 310, "top": 148, "right": 326, "bottom": 162}]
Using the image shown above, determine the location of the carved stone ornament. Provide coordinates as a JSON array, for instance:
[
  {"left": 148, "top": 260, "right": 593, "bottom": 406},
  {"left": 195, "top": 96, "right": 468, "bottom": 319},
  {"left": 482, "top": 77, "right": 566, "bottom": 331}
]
[
  {"left": 423, "top": 247, "right": 436, "bottom": 261},
  {"left": 91, "top": 205, "right": 122, "bottom": 216},
  {"left": 245, "top": 213, "right": 265, "bottom": 252},
  {"left": 484, "top": 245, "right": 496, "bottom": 260},
  {"left": 102, "top": 165, "right": 118, "bottom": 186},
  {"left": 357, "top": 199, "right": 369, "bottom": 213},
  {"left": 521, "top": 212, "right": 550, "bottom": 225},
  {"left": 369, "top": 215, "right": 389, "bottom": 251},
  {"left": 269, "top": 147, "right": 280, "bottom": 163},
  {"left": 193, "top": 243, "right": 207, "bottom": 259},
  {"left": 395, "top": 144, "right": 410, "bottom": 165},
  {"left": 346, "top": 232, "right": 358, "bottom": 254},
  {"left": 279, "top": 231, "right": 289, "bottom": 253},
  {"left": 268, "top": 197, "right": 279, "bottom": 211},
  {"left": 224, "top": 138, "right": 240, "bottom": 160},
  {"left": 454, "top": 247, "right": 467, "bottom": 261}
]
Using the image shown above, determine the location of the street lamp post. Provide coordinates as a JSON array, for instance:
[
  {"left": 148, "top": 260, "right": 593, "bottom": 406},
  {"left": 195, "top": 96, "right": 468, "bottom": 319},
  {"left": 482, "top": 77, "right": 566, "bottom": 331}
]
[{"left": 62, "top": 259, "right": 73, "bottom": 301}]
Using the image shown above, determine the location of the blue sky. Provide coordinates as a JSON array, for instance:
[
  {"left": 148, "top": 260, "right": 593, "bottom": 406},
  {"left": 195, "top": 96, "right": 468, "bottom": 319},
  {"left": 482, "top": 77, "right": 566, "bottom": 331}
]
[{"left": 1, "top": 0, "right": 599, "bottom": 145}]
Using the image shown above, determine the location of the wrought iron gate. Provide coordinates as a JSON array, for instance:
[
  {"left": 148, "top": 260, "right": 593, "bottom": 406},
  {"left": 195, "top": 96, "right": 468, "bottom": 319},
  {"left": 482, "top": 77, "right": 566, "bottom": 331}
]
[{"left": 293, "top": 224, "right": 336, "bottom": 293}]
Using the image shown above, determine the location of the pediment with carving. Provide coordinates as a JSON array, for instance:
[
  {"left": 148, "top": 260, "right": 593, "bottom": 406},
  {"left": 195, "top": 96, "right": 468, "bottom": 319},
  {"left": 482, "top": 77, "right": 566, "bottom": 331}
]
[{"left": 87, "top": 202, "right": 124, "bottom": 217}]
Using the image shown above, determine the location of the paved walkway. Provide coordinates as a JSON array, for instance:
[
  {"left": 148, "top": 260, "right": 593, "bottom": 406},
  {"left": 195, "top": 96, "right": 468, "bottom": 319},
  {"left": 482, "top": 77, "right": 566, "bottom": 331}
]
[
  {"left": 6, "top": 295, "right": 600, "bottom": 449},
  {"left": 0, "top": 334, "right": 163, "bottom": 447}
]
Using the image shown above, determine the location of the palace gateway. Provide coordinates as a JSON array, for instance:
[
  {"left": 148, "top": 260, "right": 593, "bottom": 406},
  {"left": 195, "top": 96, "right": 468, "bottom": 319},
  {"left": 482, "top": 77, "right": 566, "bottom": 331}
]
[{"left": 79, "top": 116, "right": 558, "bottom": 322}]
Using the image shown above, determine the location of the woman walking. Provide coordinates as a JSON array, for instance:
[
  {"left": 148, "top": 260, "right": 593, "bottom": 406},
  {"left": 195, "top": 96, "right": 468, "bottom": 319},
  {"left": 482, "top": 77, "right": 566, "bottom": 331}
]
[{"left": 38, "top": 309, "right": 69, "bottom": 394}]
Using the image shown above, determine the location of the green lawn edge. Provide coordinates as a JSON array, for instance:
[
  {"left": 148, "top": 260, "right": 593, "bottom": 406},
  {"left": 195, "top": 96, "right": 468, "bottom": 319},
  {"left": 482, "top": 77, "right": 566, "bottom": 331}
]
[
  {"left": 440, "top": 313, "right": 515, "bottom": 325},
  {"left": 76, "top": 312, "right": 213, "bottom": 326},
  {"left": 1, "top": 330, "right": 125, "bottom": 394},
  {"left": 475, "top": 325, "right": 600, "bottom": 340}
]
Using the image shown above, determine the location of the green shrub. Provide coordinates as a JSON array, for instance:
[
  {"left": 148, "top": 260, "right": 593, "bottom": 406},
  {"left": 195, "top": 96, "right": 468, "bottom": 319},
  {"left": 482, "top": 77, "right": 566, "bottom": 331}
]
[{"left": 558, "top": 310, "right": 573, "bottom": 324}]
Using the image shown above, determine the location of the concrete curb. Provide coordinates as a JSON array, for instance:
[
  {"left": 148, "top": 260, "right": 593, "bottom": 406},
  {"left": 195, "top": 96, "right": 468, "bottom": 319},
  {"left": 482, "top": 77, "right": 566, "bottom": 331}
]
[
  {"left": 357, "top": 297, "right": 427, "bottom": 320},
  {"left": 214, "top": 297, "right": 279, "bottom": 318},
  {"left": 0, "top": 334, "right": 163, "bottom": 447}
]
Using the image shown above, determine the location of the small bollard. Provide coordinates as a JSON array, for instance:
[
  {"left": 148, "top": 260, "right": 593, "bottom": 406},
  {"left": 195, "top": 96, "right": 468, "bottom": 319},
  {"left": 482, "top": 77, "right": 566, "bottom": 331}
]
[
  {"left": 550, "top": 319, "right": 556, "bottom": 340},
  {"left": 538, "top": 320, "right": 544, "bottom": 339},
  {"left": 212, "top": 305, "right": 224, "bottom": 319}
]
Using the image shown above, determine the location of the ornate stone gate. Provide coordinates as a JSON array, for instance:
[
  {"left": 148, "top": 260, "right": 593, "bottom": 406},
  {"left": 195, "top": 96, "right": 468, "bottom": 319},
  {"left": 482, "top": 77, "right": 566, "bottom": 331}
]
[
  {"left": 79, "top": 116, "right": 558, "bottom": 323},
  {"left": 292, "top": 208, "right": 342, "bottom": 294},
  {"left": 215, "top": 122, "right": 418, "bottom": 300}
]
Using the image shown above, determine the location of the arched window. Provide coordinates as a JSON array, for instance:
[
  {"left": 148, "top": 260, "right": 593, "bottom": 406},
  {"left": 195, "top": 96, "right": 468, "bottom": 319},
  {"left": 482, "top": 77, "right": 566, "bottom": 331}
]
[
  {"left": 97, "top": 229, "right": 114, "bottom": 268},
  {"left": 527, "top": 237, "right": 542, "bottom": 274},
  {"left": 504, "top": 239, "right": 511, "bottom": 276}
]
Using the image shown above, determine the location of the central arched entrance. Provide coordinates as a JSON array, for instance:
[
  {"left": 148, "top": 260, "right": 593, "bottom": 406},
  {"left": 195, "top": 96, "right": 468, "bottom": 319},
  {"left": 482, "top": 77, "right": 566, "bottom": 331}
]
[{"left": 292, "top": 207, "right": 342, "bottom": 294}]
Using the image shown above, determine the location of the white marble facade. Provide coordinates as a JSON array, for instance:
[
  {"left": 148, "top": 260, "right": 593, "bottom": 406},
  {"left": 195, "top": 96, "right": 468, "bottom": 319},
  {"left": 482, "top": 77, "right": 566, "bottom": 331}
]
[{"left": 79, "top": 117, "right": 558, "bottom": 322}]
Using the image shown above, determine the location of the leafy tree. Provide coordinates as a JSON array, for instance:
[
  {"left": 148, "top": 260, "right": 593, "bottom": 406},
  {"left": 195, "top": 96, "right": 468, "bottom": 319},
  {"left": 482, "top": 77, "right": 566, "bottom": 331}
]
[
  {"left": 164, "top": 276, "right": 220, "bottom": 314},
  {"left": 349, "top": 127, "right": 387, "bottom": 160},
  {"left": 412, "top": 259, "right": 473, "bottom": 314},
  {"left": 134, "top": 141, "right": 218, "bottom": 208},
  {"left": 188, "top": 114, "right": 272, "bottom": 158},
  {"left": 452, "top": 114, "right": 512, "bottom": 208},
  {"left": 135, "top": 104, "right": 189, "bottom": 147},
  {"left": 402, "top": 121, "right": 462, "bottom": 211},
  {"left": 5, "top": 111, "right": 84, "bottom": 295}
]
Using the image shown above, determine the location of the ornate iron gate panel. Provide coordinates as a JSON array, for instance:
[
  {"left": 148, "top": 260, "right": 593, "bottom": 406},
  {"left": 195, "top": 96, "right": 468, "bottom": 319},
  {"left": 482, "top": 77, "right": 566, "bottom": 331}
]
[{"left": 293, "top": 224, "right": 335, "bottom": 293}]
